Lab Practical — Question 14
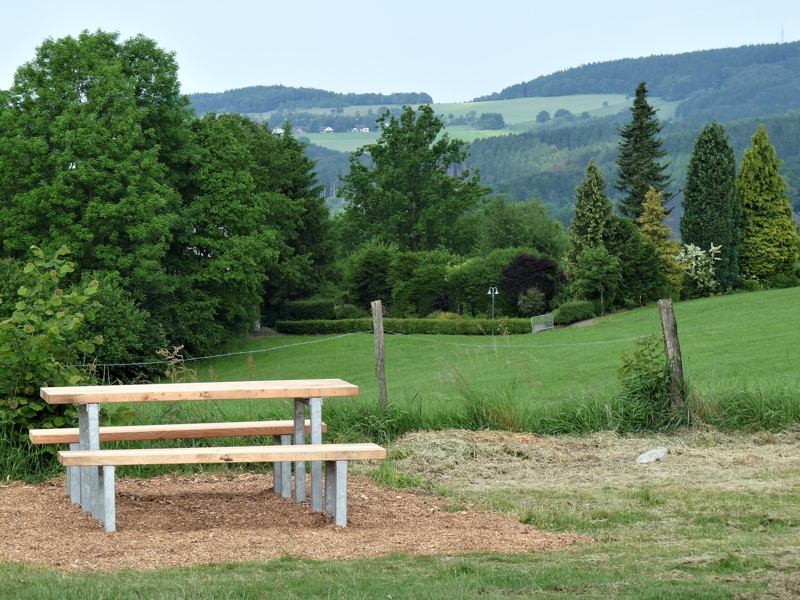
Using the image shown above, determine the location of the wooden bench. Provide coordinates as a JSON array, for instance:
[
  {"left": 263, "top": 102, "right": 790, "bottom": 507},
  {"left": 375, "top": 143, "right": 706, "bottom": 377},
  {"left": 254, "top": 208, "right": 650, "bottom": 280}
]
[{"left": 58, "top": 443, "right": 386, "bottom": 531}]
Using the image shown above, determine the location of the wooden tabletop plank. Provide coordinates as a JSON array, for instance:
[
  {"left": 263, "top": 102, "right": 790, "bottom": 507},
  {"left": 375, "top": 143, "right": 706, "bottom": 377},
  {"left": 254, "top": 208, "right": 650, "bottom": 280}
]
[
  {"left": 58, "top": 443, "right": 387, "bottom": 466},
  {"left": 29, "top": 420, "right": 327, "bottom": 444},
  {"left": 40, "top": 379, "right": 359, "bottom": 404}
]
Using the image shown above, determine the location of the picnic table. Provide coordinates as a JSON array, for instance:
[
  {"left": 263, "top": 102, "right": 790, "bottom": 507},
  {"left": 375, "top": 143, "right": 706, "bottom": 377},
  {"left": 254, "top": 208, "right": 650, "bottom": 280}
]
[{"left": 38, "top": 379, "right": 381, "bottom": 531}]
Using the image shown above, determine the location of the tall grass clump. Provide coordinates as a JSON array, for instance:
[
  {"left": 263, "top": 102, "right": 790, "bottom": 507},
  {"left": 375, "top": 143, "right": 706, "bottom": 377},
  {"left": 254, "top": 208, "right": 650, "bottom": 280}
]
[{"left": 690, "top": 380, "right": 800, "bottom": 431}]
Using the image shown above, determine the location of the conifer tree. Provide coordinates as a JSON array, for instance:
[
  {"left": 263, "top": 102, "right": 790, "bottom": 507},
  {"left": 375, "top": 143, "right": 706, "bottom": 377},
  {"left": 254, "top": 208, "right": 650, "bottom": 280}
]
[
  {"left": 614, "top": 82, "right": 672, "bottom": 219},
  {"left": 737, "top": 125, "right": 799, "bottom": 283},
  {"left": 680, "top": 122, "right": 740, "bottom": 290},
  {"left": 639, "top": 188, "right": 684, "bottom": 294},
  {"left": 567, "top": 160, "right": 613, "bottom": 275}
]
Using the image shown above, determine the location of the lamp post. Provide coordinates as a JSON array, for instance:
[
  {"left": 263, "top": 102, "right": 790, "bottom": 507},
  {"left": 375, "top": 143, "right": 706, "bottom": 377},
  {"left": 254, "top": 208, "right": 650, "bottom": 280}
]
[{"left": 487, "top": 286, "right": 498, "bottom": 319}]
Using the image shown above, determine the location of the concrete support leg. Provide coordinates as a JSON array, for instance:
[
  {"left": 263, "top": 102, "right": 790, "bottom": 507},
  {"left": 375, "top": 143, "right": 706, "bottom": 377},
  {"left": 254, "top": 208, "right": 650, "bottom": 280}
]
[
  {"left": 103, "top": 466, "right": 116, "bottom": 533},
  {"left": 67, "top": 443, "right": 80, "bottom": 503},
  {"left": 78, "top": 405, "right": 92, "bottom": 513},
  {"left": 309, "top": 397, "right": 323, "bottom": 512},
  {"left": 86, "top": 404, "right": 101, "bottom": 521},
  {"left": 325, "top": 461, "right": 336, "bottom": 517},
  {"left": 293, "top": 399, "right": 306, "bottom": 503}
]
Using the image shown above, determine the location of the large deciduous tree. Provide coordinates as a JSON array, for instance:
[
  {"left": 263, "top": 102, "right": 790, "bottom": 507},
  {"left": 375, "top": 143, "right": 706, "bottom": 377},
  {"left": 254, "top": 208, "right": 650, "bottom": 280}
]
[
  {"left": 680, "top": 122, "right": 740, "bottom": 290},
  {"left": 0, "top": 30, "right": 190, "bottom": 302},
  {"left": 341, "top": 105, "right": 489, "bottom": 251},
  {"left": 736, "top": 125, "right": 799, "bottom": 284},
  {"left": 614, "top": 82, "right": 672, "bottom": 219}
]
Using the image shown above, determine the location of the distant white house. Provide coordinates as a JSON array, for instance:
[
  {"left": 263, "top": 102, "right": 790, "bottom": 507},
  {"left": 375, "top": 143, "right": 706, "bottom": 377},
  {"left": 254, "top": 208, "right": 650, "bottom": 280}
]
[
  {"left": 294, "top": 127, "right": 305, "bottom": 134},
  {"left": 360, "top": 127, "right": 370, "bottom": 132},
  {"left": 272, "top": 128, "right": 284, "bottom": 134},
  {"left": 322, "top": 126, "right": 334, "bottom": 133}
]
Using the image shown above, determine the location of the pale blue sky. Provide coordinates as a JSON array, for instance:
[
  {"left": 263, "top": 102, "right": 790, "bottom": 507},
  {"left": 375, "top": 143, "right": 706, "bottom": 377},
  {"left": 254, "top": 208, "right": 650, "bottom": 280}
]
[{"left": 2, "top": 0, "right": 799, "bottom": 102}]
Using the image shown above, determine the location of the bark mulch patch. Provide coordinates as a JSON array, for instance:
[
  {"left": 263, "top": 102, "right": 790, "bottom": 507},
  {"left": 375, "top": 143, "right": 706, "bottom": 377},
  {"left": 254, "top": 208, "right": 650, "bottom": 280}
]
[{"left": 0, "top": 473, "right": 589, "bottom": 572}]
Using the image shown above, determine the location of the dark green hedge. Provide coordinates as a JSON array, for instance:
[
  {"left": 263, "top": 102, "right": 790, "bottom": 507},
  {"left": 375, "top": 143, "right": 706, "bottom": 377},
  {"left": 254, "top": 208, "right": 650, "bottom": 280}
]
[
  {"left": 553, "top": 301, "right": 595, "bottom": 325},
  {"left": 279, "top": 299, "right": 335, "bottom": 321},
  {"left": 274, "top": 318, "right": 533, "bottom": 335}
]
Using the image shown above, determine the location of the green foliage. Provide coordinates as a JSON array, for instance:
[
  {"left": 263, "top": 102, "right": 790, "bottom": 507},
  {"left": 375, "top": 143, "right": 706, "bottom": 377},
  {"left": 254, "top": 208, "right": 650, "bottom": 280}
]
[
  {"left": 566, "top": 160, "right": 613, "bottom": 274},
  {"left": 476, "top": 112, "right": 505, "bottom": 130},
  {"left": 77, "top": 271, "right": 167, "bottom": 383},
  {"left": 189, "top": 85, "right": 432, "bottom": 115},
  {"left": 552, "top": 301, "right": 595, "bottom": 325},
  {"left": 639, "top": 188, "right": 684, "bottom": 294},
  {"left": 614, "top": 82, "right": 673, "bottom": 219},
  {"left": 274, "top": 318, "right": 532, "bottom": 335},
  {"left": 334, "top": 304, "right": 369, "bottom": 319},
  {"left": 603, "top": 215, "right": 668, "bottom": 307},
  {"left": 680, "top": 122, "right": 740, "bottom": 290},
  {"left": 570, "top": 246, "right": 622, "bottom": 307},
  {"left": 342, "top": 240, "right": 396, "bottom": 309},
  {"left": 0, "top": 246, "right": 102, "bottom": 434},
  {"left": 475, "top": 197, "right": 568, "bottom": 259},
  {"left": 617, "top": 335, "right": 673, "bottom": 430},
  {"left": 499, "top": 252, "right": 558, "bottom": 312},
  {"left": 280, "top": 299, "right": 335, "bottom": 321},
  {"left": 535, "top": 110, "right": 550, "bottom": 123},
  {"left": 737, "top": 125, "right": 800, "bottom": 284},
  {"left": 516, "top": 288, "right": 546, "bottom": 318},
  {"left": 341, "top": 105, "right": 490, "bottom": 251},
  {"left": 446, "top": 247, "right": 521, "bottom": 317},
  {"left": 677, "top": 243, "right": 722, "bottom": 298}
]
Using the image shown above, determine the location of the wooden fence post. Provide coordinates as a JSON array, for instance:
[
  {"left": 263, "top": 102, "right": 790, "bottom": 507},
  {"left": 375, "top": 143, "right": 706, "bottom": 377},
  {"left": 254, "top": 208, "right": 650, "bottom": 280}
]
[
  {"left": 658, "top": 298, "right": 685, "bottom": 411},
  {"left": 371, "top": 300, "right": 388, "bottom": 409}
]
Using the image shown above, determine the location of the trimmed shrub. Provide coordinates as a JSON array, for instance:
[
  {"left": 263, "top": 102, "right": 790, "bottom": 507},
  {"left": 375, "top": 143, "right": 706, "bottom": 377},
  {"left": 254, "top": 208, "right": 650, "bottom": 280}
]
[
  {"left": 275, "top": 318, "right": 533, "bottom": 335},
  {"left": 280, "top": 299, "right": 335, "bottom": 321},
  {"left": 552, "top": 301, "right": 595, "bottom": 325},
  {"left": 334, "top": 304, "right": 369, "bottom": 319}
]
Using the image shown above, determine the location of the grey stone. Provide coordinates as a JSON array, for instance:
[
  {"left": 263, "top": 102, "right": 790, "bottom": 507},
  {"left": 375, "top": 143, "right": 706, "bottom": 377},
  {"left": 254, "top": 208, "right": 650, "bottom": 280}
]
[{"left": 637, "top": 448, "right": 668, "bottom": 463}]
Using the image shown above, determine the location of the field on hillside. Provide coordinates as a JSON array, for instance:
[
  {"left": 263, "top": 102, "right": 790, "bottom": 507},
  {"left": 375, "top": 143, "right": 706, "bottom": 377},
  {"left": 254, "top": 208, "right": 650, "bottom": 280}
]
[{"left": 251, "top": 95, "right": 681, "bottom": 153}]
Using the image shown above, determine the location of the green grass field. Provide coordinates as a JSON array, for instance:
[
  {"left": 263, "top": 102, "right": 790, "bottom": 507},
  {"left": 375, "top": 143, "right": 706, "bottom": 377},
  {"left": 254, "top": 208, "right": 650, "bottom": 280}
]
[
  {"left": 250, "top": 95, "right": 682, "bottom": 153},
  {"left": 2, "top": 288, "right": 799, "bottom": 598}
]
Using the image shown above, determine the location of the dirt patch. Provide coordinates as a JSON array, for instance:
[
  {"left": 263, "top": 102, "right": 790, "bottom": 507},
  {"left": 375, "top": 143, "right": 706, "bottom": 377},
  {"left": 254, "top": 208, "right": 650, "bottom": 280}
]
[{"left": 0, "top": 473, "right": 588, "bottom": 572}]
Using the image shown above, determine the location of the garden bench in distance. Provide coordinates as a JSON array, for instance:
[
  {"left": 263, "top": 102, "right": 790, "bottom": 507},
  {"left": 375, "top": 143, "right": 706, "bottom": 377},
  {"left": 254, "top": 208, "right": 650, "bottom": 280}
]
[{"left": 38, "top": 379, "right": 383, "bottom": 532}]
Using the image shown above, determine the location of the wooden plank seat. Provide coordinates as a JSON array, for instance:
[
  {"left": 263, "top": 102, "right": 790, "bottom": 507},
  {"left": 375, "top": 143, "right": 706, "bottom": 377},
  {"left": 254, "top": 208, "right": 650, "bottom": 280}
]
[
  {"left": 29, "top": 420, "right": 327, "bottom": 444},
  {"left": 29, "top": 420, "right": 328, "bottom": 508},
  {"left": 58, "top": 443, "right": 386, "bottom": 532}
]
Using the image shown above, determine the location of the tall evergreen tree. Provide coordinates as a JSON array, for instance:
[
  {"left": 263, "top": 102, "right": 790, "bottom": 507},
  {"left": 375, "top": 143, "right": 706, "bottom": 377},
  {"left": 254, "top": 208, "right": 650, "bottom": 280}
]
[
  {"left": 566, "top": 160, "right": 613, "bottom": 274},
  {"left": 737, "top": 125, "right": 799, "bottom": 283},
  {"left": 614, "top": 82, "right": 672, "bottom": 219},
  {"left": 680, "top": 122, "right": 740, "bottom": 290},
  {"left": 639, "top": 188, "right": 684, "bottom": 294}
]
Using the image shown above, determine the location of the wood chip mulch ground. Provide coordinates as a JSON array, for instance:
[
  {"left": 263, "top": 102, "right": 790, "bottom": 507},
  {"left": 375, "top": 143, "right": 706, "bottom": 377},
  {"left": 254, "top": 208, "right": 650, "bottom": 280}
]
[{"left": 0, "top": 473, "right": 590, "bottom": 572}]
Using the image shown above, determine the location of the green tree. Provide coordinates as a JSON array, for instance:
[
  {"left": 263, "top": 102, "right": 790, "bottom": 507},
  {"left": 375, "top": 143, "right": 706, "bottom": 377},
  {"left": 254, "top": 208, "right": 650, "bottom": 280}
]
[
  {"left": 566, "top": 160, "right": 613, "bottom": 275},
  {"left": 604, "top": 215, "right": 667, "bottom": 307},
  {"left": 639, "top": 188, "right": 684, "bottom": 294},
  {"left": 680, "top": 122, "right": 740, "bottom": 290},
  {"left": 476, "top": 197, "right": 568, "bottom": 259},
  {"left": 614, "top": 82, "right": 672, "bottom": 219},
  {"left": 0, "top": 30, "right": 189, "bottom": 303},
  {"left": 737, "top": 125, "right": 800, "bottom": 283},
  {"left": 536, "top": 110, "right": 550, "bottom": 123},
  {"left": 341, "top": 105, "right": 489, "bottom": 251},
  {"left": 570, "top": 246, "right": 623, "bottom": 308}
]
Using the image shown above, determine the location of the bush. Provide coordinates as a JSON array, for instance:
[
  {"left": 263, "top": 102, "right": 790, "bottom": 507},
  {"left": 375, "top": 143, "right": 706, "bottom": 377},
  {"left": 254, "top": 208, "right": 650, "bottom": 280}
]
[
  {"left": 280, "top": 299, "right": 335, "bottom": 321},
  {"left": 0, "top": 246, "right": 102, "bottom": 436},
  {"left": 499, "top": 252, "right": 558, "bottom": 312},
  {"left": 739, "top": 279, "right": 760, "bottom": 292},
  {"left": 517, "top": 288, "right": 546, "bottom": 317},
  {"left": 552, "top": 301, "right": 595, "bottom": 325},
  {"left": 343, "top": 240, "right": 396, "bottom": 308},
  {"left": 334, "top": 304, "right": 369, "bottom": 319},
  {"left": 275, "top": 318, "right": 533, "bottom": 335},
  {"left": 617, "top": 335, "right": 674, "bottom": 430}
]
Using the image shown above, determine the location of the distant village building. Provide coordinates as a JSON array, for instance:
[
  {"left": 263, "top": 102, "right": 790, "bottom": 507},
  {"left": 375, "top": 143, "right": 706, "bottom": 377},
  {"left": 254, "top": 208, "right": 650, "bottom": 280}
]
[
  {"left": 294, "top": 127, "right": 305, "bottom": 134},
  {"left": 322, "top": 126, "right": 334, "bottom": 133},
  {"left": 272, "top": 128, "right": 284, "bottom": 134},
  {"left": 360, "top": 127, "right": 370, "bottom": 132}
]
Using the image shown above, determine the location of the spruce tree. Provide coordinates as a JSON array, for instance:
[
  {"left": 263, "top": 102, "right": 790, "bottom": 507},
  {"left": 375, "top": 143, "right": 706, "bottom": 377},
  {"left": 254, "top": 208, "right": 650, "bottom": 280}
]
[
  {"left": 639, "top": 188, "right": 684, "bottom": 294},
  {"left": 737, "top": 125, "right": 800, "bottom": 283},
  {"left": 614, "top": 82, "right": 672, "bottom": 219},
  {"left": 680, "top": 122, "right": 740, "bottom": 290},
  {"left": 567, "top": 160, "right": 613, "bottom": 275}
]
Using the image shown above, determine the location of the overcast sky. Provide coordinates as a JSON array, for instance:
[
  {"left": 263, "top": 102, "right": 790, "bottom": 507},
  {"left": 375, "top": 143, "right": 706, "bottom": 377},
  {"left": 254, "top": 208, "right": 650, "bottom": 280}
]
[{"left": 2, "top": 0, "right": 799, "bottom": 102}]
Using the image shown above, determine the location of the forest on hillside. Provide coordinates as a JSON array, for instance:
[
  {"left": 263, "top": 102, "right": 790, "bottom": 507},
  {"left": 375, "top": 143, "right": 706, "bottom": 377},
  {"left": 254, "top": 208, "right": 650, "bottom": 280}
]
[
  {"left": 474, "top": 42, "right": 800, "bottom": 123},
  {"left": 189, "top": 85, "right": 432, "bottom": 115}
]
